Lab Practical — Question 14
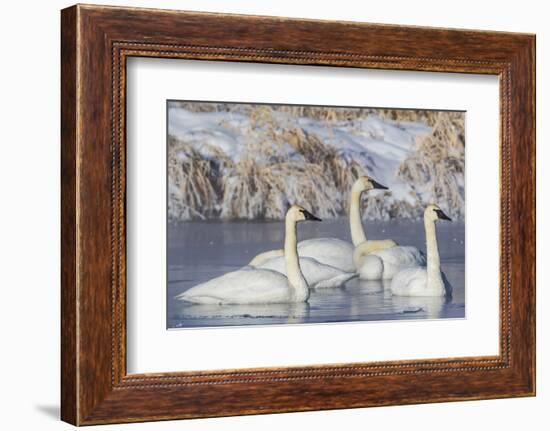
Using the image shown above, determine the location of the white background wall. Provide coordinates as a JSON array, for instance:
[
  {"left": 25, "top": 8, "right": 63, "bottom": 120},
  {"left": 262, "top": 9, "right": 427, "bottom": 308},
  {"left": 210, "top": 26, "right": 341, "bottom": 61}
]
[{"left": 0, "top": 0, "right": 546, "bottom": 429}]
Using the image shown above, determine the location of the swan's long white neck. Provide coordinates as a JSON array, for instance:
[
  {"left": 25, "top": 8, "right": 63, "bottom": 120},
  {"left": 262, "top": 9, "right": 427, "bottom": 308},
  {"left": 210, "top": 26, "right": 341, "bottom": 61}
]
[
  {"left": 350, "top": 185, "right": 367, "bottom": 246},
  {"left": 424, "top": 217, "right": 442, "bottom": 284},
  {"left": 284, "top": 216, "right": 309, "bottom": 301}
]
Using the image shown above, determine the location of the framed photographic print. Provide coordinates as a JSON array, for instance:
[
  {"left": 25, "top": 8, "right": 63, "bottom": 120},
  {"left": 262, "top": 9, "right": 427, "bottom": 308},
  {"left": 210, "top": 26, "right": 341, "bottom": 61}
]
[
  {"left": 165, "top": 100, "right": 465, "bottom": 330},
  {"left": 61, "top": 4, "right": 535, "bottom": 425}
]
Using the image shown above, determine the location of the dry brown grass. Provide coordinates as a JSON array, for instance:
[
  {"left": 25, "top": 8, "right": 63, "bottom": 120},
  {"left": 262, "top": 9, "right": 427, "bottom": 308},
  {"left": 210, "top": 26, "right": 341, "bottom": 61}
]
[
  {"left": 168, "top": 137, "right": 227, "bottom": 220},
  {"left": 220, "top": 159, "right": 340, "bottom": 220},
  {"left": 282, "top": 127, "right": 365, "bottom": 209},
  {"left": 397, "top": 112, "right": 465, "bottom": 218},
  {"left": 167, "top": 102, "right": 465, "bottom": 221}
]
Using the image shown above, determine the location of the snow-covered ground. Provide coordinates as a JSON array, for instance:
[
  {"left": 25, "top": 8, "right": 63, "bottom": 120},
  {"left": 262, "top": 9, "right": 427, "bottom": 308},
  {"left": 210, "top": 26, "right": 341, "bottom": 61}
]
[{"left": 167, "top": 103, "right": 465, "bottom": 221}]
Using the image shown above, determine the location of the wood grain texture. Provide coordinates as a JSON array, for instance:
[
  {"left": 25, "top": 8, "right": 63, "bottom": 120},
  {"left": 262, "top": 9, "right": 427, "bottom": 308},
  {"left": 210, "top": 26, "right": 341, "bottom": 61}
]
[
  {"left": 60, "top": 5, "right": 78, "bottom": 425},
  {"left": 60, "top": 4, "right": 536, "bottom": 425}
]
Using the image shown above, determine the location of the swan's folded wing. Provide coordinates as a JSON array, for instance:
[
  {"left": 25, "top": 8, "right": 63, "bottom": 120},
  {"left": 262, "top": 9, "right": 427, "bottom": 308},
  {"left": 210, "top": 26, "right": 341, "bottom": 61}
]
[
  {"left": 314, "top": 272, "right": 358, "bottom": 289},
  {"left": 297, "top": 238, "right": 355, "bottom": 272},
  {"left": 390, "top": 267, "right": 427, "bottom": 296},
  {"left": 259, "top": 256, "right": 355, "bottom": 287},
  {"left": 176, "top": 267, "right": 290, "bottom": 304},
  {"left": 299, "top": 258, "right": 355, "bottom": 286},
  {"left": 372, "top": 246, "right": 426, "bottom": 268}
]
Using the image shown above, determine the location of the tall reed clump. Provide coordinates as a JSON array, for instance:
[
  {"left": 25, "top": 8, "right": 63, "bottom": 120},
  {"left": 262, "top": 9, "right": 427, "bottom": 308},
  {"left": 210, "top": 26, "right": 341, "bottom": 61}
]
[
  {"left": 218, "top": 106, "right": 343, "bottom": 220},
  {"left": 220, "top": 159, "right": 341, "bottom": 220},
  {"left": 282, "top": 127, "right": 365, "bottom": 211},
  {"left": 397, "top": 112, "right": 465, "bottom": 218},
  {"left": 168, "top": 137, "right": 227, "bottom": 220}
]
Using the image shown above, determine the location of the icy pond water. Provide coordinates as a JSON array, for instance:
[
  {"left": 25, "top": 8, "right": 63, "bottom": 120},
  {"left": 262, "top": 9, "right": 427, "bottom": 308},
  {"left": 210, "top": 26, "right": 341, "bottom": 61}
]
[{"left": 167, "top": 219, "right": 465, "bottom": 329}]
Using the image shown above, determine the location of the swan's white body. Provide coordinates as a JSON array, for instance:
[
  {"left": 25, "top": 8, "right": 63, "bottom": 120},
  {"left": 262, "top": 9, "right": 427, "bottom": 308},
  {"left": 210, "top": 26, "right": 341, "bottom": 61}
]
[
  {"left": 177, "top": 206, "right": 318, "bottom": 305},
  {"left": 175, "top": 267, "right": 304, "bottom": 304},
  {"left": 248, "top": 236, "right": 355, "bottom": 274},
  {"left": 390, "top": 267, "right": 451, "bottom": 297},
  {"left": 248, "top": 176, "right": 394, "bottom": 275},
  {"left": 296, "top": 238, "right": 355, "bottom": 273},
  {"left": 390, "top": 205, "right": 452, "bottom": 297},
  {"left": 357, "top": 246, "right": 426, "bottom": 280},
  {"left": 257, "top": 255, "right": 357, "bottom": 289}
]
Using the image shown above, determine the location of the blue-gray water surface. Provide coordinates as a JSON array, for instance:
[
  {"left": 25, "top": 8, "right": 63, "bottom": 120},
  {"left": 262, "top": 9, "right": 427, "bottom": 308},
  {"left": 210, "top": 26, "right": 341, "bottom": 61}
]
[{"left": 167, "top": 219, "right": 465, "bottom": 329}]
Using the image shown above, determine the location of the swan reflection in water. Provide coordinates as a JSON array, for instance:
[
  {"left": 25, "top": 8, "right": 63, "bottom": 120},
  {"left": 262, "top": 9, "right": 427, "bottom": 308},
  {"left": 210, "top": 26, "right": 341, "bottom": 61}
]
[
  {"left": 390, "top": 294, "right": 452, "bottom": 319},
  {"left": 344, "top": 278, "right": 391, "bottom": 294},
  {"left": 343, "top": 277, "right": 453, "bottom": 320},
  {"left": 171, "top": 276, "right": 457, "bottom": 329},
  {"left": 172, "top": 301, "right": 311, "bottom": 327}
]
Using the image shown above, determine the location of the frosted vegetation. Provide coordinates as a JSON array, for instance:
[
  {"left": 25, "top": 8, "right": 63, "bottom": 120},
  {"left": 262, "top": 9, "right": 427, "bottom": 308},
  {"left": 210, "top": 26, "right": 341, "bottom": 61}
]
[{"left": 167, "top": 102, "right": 465, "bottom": 221}]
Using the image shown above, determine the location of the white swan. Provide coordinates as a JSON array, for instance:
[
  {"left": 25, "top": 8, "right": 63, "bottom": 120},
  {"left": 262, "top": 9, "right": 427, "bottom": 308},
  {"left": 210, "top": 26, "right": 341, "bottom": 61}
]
[
  {"left": 354, "top": 188, "right": 428, "bottom": 279},
  {"left": 176, "top": 205, "right": 321, "bottom": 304},
  {"left": 256, "top": 255, "right": 357, "bottom": 289},
  {"left": 249, "top": 176, "right": 394, "bottom": 273},
  {"left": 390, "top": 204, "right": 453, "bottom": 297}
]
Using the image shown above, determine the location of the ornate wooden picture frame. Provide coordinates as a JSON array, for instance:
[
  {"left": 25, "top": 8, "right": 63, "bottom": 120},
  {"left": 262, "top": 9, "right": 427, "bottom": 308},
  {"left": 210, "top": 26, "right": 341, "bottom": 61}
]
[{"left": 61, "top": 4, "right": 535, "bottom": 425}]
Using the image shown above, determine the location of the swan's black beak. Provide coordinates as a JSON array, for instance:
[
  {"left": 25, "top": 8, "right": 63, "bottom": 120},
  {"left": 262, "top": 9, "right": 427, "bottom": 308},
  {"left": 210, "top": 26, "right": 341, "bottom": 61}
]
[
  {"left": 301, "top": 209, "right": 322, "bottom": 222},
  {"left": 435, "top": 209, "right": 452, "bottom": 221},
  {"left": 370, "top": 179, "right": 388, "bottom": 190}
]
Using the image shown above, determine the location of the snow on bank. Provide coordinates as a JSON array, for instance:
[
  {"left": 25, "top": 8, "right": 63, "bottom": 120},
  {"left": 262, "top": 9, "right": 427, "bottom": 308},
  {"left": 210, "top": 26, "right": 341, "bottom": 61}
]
[{"left": 167, "top": 103, "right": 464, "bottom": 221}]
